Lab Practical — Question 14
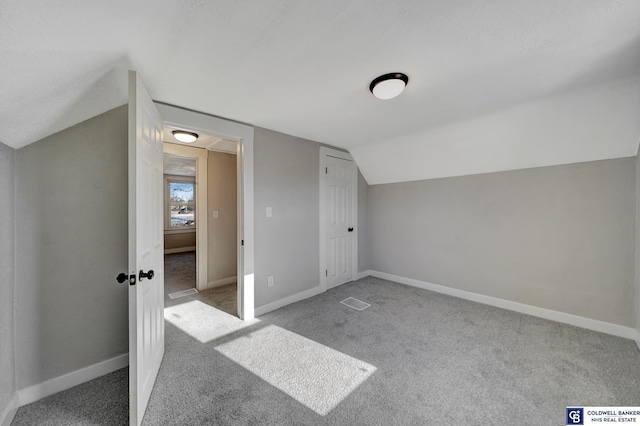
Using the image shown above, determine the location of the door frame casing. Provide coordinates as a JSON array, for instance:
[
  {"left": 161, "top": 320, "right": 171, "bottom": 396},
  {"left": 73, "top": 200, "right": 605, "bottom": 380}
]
[
  {"left": 162, "top": 144, "right": 208, "bottom": 291},
  {"left": 156, "top": 103, "right": 255, "bottom": 320},
  {"left": 319, "top": 146, "right": 358, "bottom": 291}
]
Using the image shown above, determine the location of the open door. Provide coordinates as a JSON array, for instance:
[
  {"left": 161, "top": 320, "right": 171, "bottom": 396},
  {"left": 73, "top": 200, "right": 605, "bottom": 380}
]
[{"left": 128, "top": 71, "right": 165, "bottom": 426}]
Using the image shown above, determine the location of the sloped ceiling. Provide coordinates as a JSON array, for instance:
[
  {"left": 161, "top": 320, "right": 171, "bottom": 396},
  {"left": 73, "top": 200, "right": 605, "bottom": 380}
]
[{"left": 1, "top": 1, "right": 639, "bottom": 184}]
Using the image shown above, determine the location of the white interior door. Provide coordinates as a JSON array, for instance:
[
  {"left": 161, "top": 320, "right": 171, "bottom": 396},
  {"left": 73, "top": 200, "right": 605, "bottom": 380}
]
[
  {"left": 128, "top": 71, "right": 165, "bottom": 426},
  {"left": 320, "top": 148, "right": 357, "bottom": 290}
]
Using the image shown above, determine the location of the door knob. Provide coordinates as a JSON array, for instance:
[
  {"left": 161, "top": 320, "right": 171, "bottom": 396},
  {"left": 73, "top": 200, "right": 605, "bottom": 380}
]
[
  {"left": 139, "top": 270, "right": 154, "bottom": 281},
  {"left": 116, "top": 272, "right": 136, "bottom": 285},
  {"left": 348, "top": 227, "right": 354, "bottom": 232}
]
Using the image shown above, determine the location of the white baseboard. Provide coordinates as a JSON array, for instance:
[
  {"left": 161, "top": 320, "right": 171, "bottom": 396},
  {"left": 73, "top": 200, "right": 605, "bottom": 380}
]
[
  {"left": 17, "top": 353, "right": 129, "bottom": 407},
  {"left": 366, "top": 270, "right": 639, "bottom": 341},
  {"left": 200, "top": 276, "right": 237, "bottom": 291},
  {"left": 164, "top": 246, "right": 196, "bottom": 254},
  {"left": 354, "top": 270, "right": 373, "bottom": 281},
  {"left": 255, "top": 285, "right": 323, "bottom": 317},
  {"left": 0, "top": 394, "right": 18, "bottom": 426}
]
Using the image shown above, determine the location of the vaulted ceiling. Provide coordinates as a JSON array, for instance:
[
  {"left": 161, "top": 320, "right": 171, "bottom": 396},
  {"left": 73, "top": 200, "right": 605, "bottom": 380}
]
[{"left": 1, "top": 1, "right": 639, "bottom": 184}]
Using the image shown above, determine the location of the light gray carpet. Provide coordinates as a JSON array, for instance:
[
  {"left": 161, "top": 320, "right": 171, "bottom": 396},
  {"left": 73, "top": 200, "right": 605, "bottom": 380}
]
[
  {"left": 12, "top": 276, "right": 640, "bottom": 425},
  {"left": 11, "top": 367, "right": 128, "bottom": 425}
]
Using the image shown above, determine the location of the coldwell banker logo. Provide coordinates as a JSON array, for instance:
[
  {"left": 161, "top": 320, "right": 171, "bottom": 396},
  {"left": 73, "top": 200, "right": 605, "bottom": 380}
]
[{"left": 566, "top": 408, "right": 583, "bottom": 425}]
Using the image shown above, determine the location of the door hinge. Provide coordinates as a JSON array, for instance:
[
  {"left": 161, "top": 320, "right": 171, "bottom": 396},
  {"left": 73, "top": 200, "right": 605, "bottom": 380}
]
[
  {"left": 325, "top": 270, "right": 328, "bottom": 277},
  {"left": 325, "top": 167, "right": 327, "bottom": 174},
  {"left": 241, "top": 239, "right": 244, "bottom": 246}
]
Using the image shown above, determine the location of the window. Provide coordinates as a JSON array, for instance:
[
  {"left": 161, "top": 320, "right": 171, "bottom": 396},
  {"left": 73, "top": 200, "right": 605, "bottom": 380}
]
[{"left": 165, "top": 177, "right": 195, "bottom": 229}]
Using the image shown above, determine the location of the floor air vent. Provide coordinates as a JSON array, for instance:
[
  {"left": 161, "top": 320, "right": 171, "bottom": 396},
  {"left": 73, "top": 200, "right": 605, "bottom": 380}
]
[
  {"left": 340, "top": 297, "right": 370, "bottom": 311},
  {"left": 169, "top": 288, "right": 198, "bottom": 299}
]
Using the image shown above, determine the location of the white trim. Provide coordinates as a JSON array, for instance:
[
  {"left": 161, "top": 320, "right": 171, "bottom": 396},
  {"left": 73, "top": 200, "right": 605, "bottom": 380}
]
[
  {"left": 353, "top": 166, "right": 359, "bottom": 283},
  {"left": 163, "top": 174, "right": 196, "bottom": 232},
  {"left": 164, "top": 246, "right": 196, "bottom": 254},
  {"left": 156, "top": 103, "right": 254, "bottom": 321},
  {"left": 255, "top": 285, "right": 323, "bottom": 317},
  {"left": 204, "top": 276, "right": 237, "bottom": 290},
  {"left": 238, "top": 132, "right": 254, "bottom": 320},
  {"left": 366, "top": 270, "right": 639, "bottom": 341},
  {"left": 355, "top": 269, "right": 373, "bottom": 281},
  {"left": 163, "top": 174, "right": 196, "bottom": 182},
  {"left": 322, "top": 148, "right": 353, "bottom": 161},
  {"left": 0, "top": 395, "right": 18, "bottom": 426},
  {"left": 17, "top": 353, "right": 128, "bottom": 407},
  {"left": 164, "top": 228, "right": 196, "bottom": 235},
  {"left": 319, "top": 147, "right": 358, "bottom": 292},
  {"left": 163, "top": 142, "right": 208, "bottom": 291}
]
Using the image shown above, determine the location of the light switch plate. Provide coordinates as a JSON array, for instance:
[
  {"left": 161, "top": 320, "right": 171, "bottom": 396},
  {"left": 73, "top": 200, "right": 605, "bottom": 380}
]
[
  {"left": 266, "top": 207, "right": 272, "bottom": 218},
  {"left": 213, "top": 210, "right": 219, "bottom": 219}
]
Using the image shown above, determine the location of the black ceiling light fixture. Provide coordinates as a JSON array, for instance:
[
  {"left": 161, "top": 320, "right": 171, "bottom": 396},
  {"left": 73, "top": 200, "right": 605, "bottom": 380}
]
[
  {"left": 369, "top": 72, "right": 409, "bottom": 100},
  {"left": 171, "top": 130, "right": 199, "bottom": 143}
]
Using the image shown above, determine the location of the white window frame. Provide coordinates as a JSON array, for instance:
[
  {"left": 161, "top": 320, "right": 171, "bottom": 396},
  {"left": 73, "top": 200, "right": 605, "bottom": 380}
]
[{"left": 164, "top": 174, "right": 196, "bottom": 232}]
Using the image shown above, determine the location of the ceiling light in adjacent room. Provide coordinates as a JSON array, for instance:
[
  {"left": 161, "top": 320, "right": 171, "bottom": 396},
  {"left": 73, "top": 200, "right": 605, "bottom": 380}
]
[
  {"left": 369, "top": 73, "right": 409, "bottom": 100},
  {"left": 172, "top": 130, "right": 199, "bottom": 143}
]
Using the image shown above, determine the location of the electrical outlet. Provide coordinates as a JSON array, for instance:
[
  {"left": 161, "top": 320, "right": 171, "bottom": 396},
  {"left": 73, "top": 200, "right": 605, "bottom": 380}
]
[
  {"left": 266, "top": 206, "right": 272, "bottom": 218},
  {"left": 267, "top": 276, "right": 274, "bottom": 287},
  {"left": 213, "top": 210, "right": 219, "bottom": 219}
]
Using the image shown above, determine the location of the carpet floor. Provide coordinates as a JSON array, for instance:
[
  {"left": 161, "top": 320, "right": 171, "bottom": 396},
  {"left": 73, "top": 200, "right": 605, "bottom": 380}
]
[
  {"left": 164, "top": 252, "right": 197, "bottom": 297},
  {"left": 164, "top": 251, "right": 237, "bottom": 316},
  {"left": 12, "top": 276, "right": 640, "bottom": 425}
]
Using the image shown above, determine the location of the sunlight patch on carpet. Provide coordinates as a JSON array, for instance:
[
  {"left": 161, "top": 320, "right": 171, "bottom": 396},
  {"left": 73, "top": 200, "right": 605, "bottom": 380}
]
[
  {"left": 164, "top": 300, "right": 259, "bottom": 343},
  {"left": 215, "top": 324, "right": 376, "bottom": 415}
]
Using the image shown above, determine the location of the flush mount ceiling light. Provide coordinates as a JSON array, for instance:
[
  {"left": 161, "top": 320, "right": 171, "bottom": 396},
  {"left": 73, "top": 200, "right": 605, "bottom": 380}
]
[
  {"left": 172, "top": 130, "right": 199, "bottom": 143},
  {"left": 369, "top": 72, "right": 409, "bottom": 100}
]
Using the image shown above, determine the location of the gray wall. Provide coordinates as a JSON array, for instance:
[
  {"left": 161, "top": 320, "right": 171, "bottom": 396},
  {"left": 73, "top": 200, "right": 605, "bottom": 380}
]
[
  {"left": 636, "top": 149, "right": 640, "bottom": 338},
  {"left": 358, "top": 170, "right": 370, "bottom": 272},
  {"left": 14, "top": 106, "right": 129, "bottom": 389},
  {"left": 207, "top": 151, "right": 237, "bottom": 283},
  {"left": 0, "top": 142, "right": 15, "bottom": 417},
  {"left": 369, "top": 158, "right": 635, "bottom": 326},
  {"left": 254, "top": 128, "right": 320, "bottom": 307}
]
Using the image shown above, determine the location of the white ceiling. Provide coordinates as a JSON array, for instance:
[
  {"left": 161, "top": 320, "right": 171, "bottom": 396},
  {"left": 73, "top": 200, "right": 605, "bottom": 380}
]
[{"left": 1, "top": 1, "right": 640, "bottom": 184}]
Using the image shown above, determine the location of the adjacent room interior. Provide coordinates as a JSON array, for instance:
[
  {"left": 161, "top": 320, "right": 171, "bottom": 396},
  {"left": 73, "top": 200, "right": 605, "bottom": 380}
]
[{"left": 163, "top": 131, "right": 239, "bottom": 317}]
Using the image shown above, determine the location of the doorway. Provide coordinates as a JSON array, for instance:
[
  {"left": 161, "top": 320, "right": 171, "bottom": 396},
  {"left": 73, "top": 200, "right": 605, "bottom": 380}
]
[
  {"left": 162, "top": 129, "right": 241, "bottom": 317},
  {"left": 156, "top": 102, "right": 255, "bottom": 320}
]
